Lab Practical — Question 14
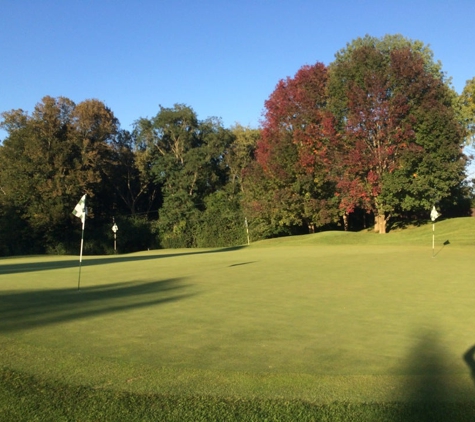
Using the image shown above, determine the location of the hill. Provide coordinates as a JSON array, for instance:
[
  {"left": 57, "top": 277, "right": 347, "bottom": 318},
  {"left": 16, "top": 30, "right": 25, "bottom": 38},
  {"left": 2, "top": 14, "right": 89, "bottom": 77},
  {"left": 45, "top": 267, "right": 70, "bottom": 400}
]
[{"left": 251, "top": 217, "right": 475, "bottom": 248}]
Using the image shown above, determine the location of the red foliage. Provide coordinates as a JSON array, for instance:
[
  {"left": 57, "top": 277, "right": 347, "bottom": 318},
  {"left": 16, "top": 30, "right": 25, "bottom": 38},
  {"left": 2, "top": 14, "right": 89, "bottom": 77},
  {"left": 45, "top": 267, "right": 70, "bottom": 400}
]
[
  {"left": 335, "top": 46, "right": 428, "bottom": 214},
  {"left": 258, "top": 62, "right": 335, "bottom": 176}
]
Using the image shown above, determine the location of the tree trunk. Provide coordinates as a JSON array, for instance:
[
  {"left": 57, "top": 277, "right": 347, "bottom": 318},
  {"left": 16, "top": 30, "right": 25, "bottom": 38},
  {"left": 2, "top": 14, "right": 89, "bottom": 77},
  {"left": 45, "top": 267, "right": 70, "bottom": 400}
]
[
  {"left": 306, "top": 221, "right": 315, "bottom": 233},
  {"left": 343, "top": 213, "right": 349, "bottom": 231},
  {"left": 374, "top": 213, "right": 387, "bottom": 234}
]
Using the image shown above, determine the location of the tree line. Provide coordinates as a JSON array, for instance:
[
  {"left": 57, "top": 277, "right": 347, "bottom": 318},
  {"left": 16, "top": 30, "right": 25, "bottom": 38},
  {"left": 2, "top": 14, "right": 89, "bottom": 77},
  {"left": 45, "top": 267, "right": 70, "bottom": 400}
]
[{"left": 1, "top": 35, "right": 474, "bottom": 256}]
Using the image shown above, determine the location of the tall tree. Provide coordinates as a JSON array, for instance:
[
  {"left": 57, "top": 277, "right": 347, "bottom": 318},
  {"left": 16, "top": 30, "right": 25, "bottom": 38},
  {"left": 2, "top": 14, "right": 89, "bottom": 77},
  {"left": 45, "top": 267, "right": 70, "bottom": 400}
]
[
  {"left": 460, "top": 77, "right": 475, "bottom": 145},
  {"left": 135, "top": 104, "right": 235, "bottom": 247},
  {"left": 226, "top": 124, "right": 259, "bottom": 194},
  {"left": 329, "top": 40, "right": 467, "bottom": 233},
  {"left": 0, "top": 96, "right": 119, "bottom": 251},
  {"left": 249, "top": 63, "right": 339, "bottom": 234},
  {"left": 103, "top": 128, "right": 160, "bottom": 216}
]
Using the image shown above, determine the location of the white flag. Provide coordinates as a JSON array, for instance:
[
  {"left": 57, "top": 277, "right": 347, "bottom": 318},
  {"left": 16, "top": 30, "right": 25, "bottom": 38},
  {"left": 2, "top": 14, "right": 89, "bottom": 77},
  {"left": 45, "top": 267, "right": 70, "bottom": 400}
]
[
  {"left": 430, "top": 205, "right": 440, "bottom": 222},
  {"left": 72, "top": 194, "right": 87, "bottom": 224}
]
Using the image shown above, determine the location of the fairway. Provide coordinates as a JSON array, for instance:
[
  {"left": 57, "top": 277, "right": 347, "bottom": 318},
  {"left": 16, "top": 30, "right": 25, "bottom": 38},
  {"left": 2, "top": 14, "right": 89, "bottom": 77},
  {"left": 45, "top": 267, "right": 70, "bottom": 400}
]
[{"left": 2, "top": 220, "right": 475, "bottom": 418}]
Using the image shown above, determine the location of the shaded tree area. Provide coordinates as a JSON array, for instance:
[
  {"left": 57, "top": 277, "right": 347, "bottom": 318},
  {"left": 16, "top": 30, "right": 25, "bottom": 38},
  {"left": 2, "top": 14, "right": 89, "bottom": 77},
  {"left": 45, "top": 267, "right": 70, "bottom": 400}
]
[
  {"left": 0, "top": 99, "right": 257, "bottom": 255},
  {"left": 133, "top": 104, "right": 253, "bottom": 248},
  {"left": 0, "top": 96, "right": 160, "bottom": 255},
  {"left": 0, "top": 34, "right": 473, "bottom": 255}
]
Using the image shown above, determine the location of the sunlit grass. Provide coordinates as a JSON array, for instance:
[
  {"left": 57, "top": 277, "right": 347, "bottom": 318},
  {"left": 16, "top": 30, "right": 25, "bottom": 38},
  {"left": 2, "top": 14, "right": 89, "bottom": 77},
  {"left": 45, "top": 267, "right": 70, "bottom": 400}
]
[{"left": 1, "top": 218, "right": 475, "bottom": 419}]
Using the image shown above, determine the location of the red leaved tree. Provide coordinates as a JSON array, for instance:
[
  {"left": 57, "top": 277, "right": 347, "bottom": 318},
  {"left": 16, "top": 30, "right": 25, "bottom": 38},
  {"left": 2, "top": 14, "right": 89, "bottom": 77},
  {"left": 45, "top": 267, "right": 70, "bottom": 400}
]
[
  {"left": 330, "top": 45, "right": 465, "bottom": 233},
  {"left": 248, "top": 62, "right": 339, "bottom": 234}
]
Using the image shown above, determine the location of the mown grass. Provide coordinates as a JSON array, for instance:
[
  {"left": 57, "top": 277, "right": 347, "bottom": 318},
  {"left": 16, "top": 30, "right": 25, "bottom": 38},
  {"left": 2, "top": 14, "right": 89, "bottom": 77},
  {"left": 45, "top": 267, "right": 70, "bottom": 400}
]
[
  {"left": 3, "top": 368, "right": 475, "bottom": 421},
  {"left": 1, "top": 217, "right": 475, "bottom": 420}
]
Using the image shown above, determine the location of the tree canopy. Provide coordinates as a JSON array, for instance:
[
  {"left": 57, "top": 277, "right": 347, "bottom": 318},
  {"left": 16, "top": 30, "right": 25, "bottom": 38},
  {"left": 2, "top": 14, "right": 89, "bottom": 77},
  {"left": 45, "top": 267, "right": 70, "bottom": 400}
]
[
  {"left": 327, "top": 41, "right": 466, "bottom": 232},
  {"left": 243, "top": 34, "right": 469, "bottom": 234},
  {"left": 0, "top": 96, "right": 119, "bottom": 252},
  {"left": 0, "top": 34, "right": 472, "bottom": 255},
  {"left": 460, "top": 77, "right": 475, "bottom": 145}
]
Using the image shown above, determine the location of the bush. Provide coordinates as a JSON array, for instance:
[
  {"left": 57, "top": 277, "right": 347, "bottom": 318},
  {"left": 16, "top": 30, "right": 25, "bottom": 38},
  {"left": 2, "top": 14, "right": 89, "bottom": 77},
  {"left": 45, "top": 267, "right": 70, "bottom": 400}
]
[
  {"left": 194, "top": 192, "right": 247, "bottom": 248},
  {"left": 105, "top": 216, "right": 157, "bottom": 254}
]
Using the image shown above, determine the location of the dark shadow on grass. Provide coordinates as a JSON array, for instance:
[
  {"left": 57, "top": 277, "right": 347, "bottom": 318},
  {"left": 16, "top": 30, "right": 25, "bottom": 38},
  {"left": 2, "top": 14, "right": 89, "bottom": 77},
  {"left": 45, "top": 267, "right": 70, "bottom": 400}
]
[
  {"left": 0, "top": 246, "right": 246, "bottom": 275},
  {"left": 397, "top": 330, "right": 475, "bottom": 421},
  {"left": 229, "top": 261, "right": 256, "bottom": 267},
  {"left": 463, "top": 345, "right": 475, "bottom": 385},
  {"left": 433, "top": 240, "right": 450, "bottom": 257},
  {"left": 0, "top": 278, "right": 194, "bottom": 333},
  {"left": 387, "top": 218, "right": 428, "bottom": 231}
]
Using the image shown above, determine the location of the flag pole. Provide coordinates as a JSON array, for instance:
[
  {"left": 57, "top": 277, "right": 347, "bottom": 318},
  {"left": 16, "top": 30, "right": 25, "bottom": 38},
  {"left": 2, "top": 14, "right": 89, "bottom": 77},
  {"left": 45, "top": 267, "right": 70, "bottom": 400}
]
[
  {"left": 78, "top": 216, "right": 85, "bottom": 290},
  {"left": 73, "top": 194, "right": 87, "bottom": 290},
  {"left": 245, "top": 217, "right": 250, "bottom": 245},
  {"left": 430, "top": 205, "right": 440, "bottom": 258}
]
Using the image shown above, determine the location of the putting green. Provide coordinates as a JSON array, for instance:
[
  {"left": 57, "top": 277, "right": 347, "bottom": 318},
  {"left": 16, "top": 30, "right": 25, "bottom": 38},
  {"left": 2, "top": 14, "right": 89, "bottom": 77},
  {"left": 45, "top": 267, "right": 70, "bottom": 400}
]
[{"left": 1, "top": 223, "right": 475, "bottom": 403}]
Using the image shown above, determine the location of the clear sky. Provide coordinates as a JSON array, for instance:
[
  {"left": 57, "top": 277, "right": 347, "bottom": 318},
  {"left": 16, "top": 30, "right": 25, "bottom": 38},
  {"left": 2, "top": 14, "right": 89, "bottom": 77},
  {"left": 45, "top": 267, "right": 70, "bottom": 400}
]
[{"left": 1, "top": 0, "right": 474, "bottom": 137}]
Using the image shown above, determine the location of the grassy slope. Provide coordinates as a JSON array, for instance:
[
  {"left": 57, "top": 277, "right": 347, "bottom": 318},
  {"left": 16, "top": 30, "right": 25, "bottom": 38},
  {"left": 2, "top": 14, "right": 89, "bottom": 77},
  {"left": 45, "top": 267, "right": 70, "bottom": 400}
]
[
  {"left": 253, "top": 217, "right": 475, "bottom": 247},
  {"left": 1, "top": 218, "right": 475, "bottom": 419}
]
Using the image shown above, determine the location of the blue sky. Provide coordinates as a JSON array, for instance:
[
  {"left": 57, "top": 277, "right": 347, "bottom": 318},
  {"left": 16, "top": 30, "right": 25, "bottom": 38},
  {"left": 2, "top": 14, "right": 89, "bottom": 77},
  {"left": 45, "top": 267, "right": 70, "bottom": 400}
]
[{"left": 1, "top": 0, "right": 475, "bottom": 137}]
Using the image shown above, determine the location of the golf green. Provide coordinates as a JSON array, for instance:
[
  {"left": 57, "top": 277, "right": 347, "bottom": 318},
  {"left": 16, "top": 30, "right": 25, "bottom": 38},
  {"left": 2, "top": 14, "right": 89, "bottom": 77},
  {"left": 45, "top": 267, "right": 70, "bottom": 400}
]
[{"left": 2, "top": 225, "right": 475, "bottom": 405}]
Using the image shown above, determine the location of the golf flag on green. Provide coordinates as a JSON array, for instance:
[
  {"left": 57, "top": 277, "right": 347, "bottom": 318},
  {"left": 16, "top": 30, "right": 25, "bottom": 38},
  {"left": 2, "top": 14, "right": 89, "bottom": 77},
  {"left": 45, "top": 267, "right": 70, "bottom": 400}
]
[
  {"left": 72, "top": 194, "right": 87, "bottom": 225},
  {"left": 72, "top": 194, "right": 87, "bottom": 289},
  {"left": 430, "top": 205, "right": 440, "bottom": 222}
]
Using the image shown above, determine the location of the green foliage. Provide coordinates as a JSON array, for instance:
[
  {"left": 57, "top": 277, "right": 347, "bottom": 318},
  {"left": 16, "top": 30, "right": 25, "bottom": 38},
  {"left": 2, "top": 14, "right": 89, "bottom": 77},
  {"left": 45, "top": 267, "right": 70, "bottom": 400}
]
[
  {"left": 104, "top": 129, "right": 161, "bottom": 217},
  {"left": 194, "top": 191, "right": 247, "bottom": 247},
  {"left": 156, "top": 191, "right": 199, "bottom": 248},
  {"left": 137, "top": 105, "right": 246, "bottom": 249},
  {"left": 331, "top": 34, "right": 445, "bottom": 84},
  {"left": 227, "top": 124, "right": 259, "bottom": 193},
  {"left": 0, "top": 96, "right": 120, "bottom": 255},
  {"left": 109, "top": 216, "right": 157, "bottom": 253},
  {"left": 460, "top": 76, "right": 475, "bottom": 145}
]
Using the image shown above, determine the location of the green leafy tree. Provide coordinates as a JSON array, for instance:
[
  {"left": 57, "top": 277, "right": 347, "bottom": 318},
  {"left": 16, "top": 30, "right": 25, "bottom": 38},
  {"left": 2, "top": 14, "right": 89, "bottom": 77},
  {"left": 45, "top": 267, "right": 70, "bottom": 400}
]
[
  {"left": 103, "top": 129, "right": 160, "bottom": 217},
  {"left": 0, "top": 96, "right": 119, "bottom": 253},
  {"left": 195, "top": 190, "right": 247, "bottom": 247},
  {"left": 135, "top": 104, "right": 236, "bottom": 248},
  {"left": 460, "top": 77, "right": 475, "bottom": 145},
  {"left": 226, "top": 124, "right": 259, "bottom": 193}
]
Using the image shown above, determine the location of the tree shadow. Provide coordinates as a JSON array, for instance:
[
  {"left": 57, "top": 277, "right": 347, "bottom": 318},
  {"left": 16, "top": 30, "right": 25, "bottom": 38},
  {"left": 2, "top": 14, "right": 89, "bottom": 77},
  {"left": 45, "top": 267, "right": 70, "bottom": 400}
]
[
  {"left": 387, "top": 217, "right": 428, "bottom": 232},
  {"left": 0, "top": 246, "right": 246, "bottom": 275},
  {"left": 0, "top": 278, "right": 194, "bottom": 333}
]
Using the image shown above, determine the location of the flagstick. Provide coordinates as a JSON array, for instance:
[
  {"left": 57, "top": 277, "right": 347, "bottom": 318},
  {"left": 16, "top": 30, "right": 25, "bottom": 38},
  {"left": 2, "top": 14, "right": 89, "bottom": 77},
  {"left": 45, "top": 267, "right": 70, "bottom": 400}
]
[
  {"left": 245, "top": 218, "right": 250, "bottom": 245},
  {"left": 432, "top": 222, "right": 435, "bottom": 258},
  {"left": 430, "top": 206, "right": 439, "bottom": 258},
  {"left": 78, "top": 217, "right": 85, "bottom": 290},
  {"left": 73, "top": 194, "right": 87, "bottom": 290}
]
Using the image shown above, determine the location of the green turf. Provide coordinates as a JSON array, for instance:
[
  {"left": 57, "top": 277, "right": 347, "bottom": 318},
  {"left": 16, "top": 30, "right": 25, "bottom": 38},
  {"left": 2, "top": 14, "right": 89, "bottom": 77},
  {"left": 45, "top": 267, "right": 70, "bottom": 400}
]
[{"left": 1, "top": 218, "right": 475, "bottom": 419}]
